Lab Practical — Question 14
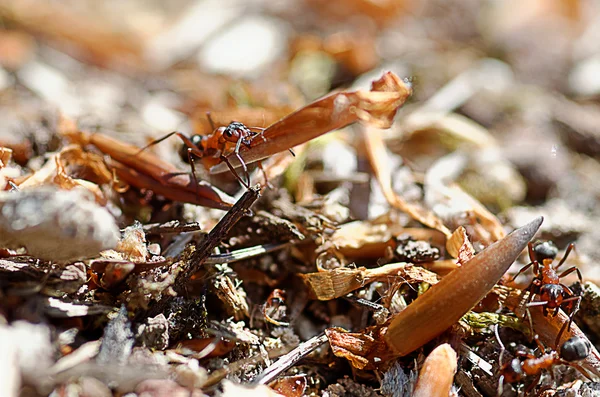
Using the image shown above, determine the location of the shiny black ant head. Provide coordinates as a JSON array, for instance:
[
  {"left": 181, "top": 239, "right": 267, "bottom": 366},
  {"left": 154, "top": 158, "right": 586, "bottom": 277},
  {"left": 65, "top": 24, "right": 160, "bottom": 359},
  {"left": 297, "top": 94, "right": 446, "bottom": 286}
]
[
  {"left": 561, "top": 336, "right": 592, "bottom": 362},
  {"left": 532, "top": 241, "right": 559, "bottom": 262},
  {"left": 223, "top": 122, "right": 251, "bottom": 142}
]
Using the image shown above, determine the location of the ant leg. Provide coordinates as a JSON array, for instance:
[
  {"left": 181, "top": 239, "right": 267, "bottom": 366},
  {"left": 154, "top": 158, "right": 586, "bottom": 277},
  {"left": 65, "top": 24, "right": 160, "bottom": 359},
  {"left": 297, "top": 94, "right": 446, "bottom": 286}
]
[
  {"left": 555, "top": 295, "right": 582, "bottom": 347},
  {"left": 526, "top": 300, "right": 551, "bottom": 340},
  {"left": 186, "top": 147, "right": 200, "bottom": 197},
  {"left": 288, "top": 148, "right": 296, "bottom": 157},
  {"left": 257, "top": 161, "right": 273, "bottom": 189},
  {"left": 510, "top": 261, "right": 535, "bottom": 282},
  {"left": 567, "top": 362, "right": 594, "bottom": 381},
  {"left": 523, "top": 372, "right": 542, "bottom": 396},
  {"left": 558, "top": 266, "right": 583, "bottom": 284},
  {"left": 532, "top": 334, "right": 546, "bottom": 353},
  {"left": 232, "top": 136, "right": 251, "bottom": 187},
  {"left": 220, "top": 155, "right": 249, "bottom": 189},
  {"left": 525, "top": 306, "right": 536, "bottom": 341},
  {"left": 554, "top": 243, "right": 575, "bottom": 271},
  {"left": 248, "top": 126, "right": 267, "bottom": 143},
  {"left": 136, "top": 131, "right": 180, "bottom": 154},
  {"left": 136, "top": 131, "right": 204, "bottom": 158}
]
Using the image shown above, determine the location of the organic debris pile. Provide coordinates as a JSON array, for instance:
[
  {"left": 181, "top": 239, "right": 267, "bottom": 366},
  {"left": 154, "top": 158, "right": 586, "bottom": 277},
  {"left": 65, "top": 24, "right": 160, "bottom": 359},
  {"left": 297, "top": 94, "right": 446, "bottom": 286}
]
[{"left": 2, "top": 1, "right": 600, "bottom": 396}]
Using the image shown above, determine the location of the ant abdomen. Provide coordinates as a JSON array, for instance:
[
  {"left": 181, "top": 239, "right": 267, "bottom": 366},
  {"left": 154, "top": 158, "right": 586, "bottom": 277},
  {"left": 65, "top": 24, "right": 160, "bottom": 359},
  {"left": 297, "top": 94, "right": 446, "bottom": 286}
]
[
  {"left": 532, "top": 240, "right": 559, "bottom": 262},
  {"left": 561, "top": 336, "right": 591, "bottom": 362}
]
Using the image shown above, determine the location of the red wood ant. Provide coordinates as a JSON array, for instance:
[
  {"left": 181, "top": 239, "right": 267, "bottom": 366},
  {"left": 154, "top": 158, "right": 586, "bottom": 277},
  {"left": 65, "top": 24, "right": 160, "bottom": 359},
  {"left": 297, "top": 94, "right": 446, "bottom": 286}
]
[
  {"left": 496, "top": 330, "right": 592, "bottom": 396},
  {"left": 511, "top": 241, "right": 582, "bottom": 346},
  {"left": 138, "top": 117, "right": 266, "bottom": 188}
]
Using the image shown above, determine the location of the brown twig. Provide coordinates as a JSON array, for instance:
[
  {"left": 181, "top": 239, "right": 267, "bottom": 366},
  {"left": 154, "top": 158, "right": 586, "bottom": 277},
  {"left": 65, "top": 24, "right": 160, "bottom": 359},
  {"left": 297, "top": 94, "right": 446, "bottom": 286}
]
[
  {"left": 252, "top": 333, "right": 329, "bottom": 385},
  {"left": 174, "top": 185, "right": 261, "bottom": 293}
]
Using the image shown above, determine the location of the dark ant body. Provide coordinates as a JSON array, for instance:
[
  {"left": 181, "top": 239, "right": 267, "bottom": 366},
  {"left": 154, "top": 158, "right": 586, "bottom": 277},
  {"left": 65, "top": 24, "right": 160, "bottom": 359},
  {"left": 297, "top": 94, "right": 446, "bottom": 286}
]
[
  {"left": 497, "top": 331, "right": 592, "bottom": 396},
  {"left": 512, "top": 241, "right": 582, "bottom": 345}
]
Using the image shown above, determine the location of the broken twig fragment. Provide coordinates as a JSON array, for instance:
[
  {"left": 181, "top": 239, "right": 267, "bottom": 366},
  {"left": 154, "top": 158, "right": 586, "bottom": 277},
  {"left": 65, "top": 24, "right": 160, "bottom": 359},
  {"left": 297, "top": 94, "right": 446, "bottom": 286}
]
[
  {"left": 175, "top": 185, "right": 261, "bottom": 292},
  {"left": 300, "top": 262, "right": 438, "bottom": 300}
]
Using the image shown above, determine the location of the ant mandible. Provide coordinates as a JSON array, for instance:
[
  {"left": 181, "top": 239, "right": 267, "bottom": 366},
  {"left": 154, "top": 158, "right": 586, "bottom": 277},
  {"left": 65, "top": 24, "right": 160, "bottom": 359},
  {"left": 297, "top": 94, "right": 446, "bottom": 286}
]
[
  {"left": 496, "top": 326, "right": 592, "bottom": 396},
  {"left": 137, "top": 116, "right": 266, "bottom": 189},
  {"left": 511, "top": 240, "right": 583, "bottom": 346}
]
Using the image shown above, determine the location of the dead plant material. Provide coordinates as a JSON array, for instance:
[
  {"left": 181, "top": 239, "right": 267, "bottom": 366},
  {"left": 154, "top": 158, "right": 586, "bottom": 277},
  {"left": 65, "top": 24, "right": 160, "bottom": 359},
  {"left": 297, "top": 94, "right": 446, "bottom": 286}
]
[
  {"left": 325, "top": 325, "right": 396, "bottom": 370},
  {"left": 446, "top": 226, "right": 475, "bottom": 264},
  {"left": 62, "top": 127, "right": 235, "bottom": 211},
  {"left": 364, "top": 125, "right": 452, "bottom": 237},
  {"left": 412, "top": 344, "right": 458, "bottom": 397},
  {"left": 300, "top": 262, "right": 438, "bottom": 301},
  {"left": 331, "top": 221, "right": 446, "bottom": 259},
  {"left": 269, "top": 375, "right": 307, "bottom": 397},
  {"left": 211, "top": 71, "right": 412, "bottom": 173},
  {"left": 175, "top": 185, "right": 261, "bottom": 292},
  {"left": 254, "top": 333, "right": 329, "bottom": 385},
  {"left": 384, "top": 217, "right": 542, "bottom": 356},
  {"left": 290, "top": 31, "right": 379, "bottom": 75},
  {"left": 18, "top": 145, "right": 114, "bottom": 205},
  {"left": 0, "top": 147, "right": 13, "bottom": 168},
  {"left": 424, "top": 154, "right": 507, "bottom": 245}
]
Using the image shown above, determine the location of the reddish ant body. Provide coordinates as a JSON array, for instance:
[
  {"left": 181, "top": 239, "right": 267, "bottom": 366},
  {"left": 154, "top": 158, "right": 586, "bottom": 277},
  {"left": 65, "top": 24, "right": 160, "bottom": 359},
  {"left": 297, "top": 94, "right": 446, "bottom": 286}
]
[
  {"left": 497, "top": 333, "right": 592, "bottom": 396},
  {"left": 139, "top": 119, "right": 265, "bottom": 188},
  {"left": 512, "top": 241, "right": 582, "bottom": 345}
]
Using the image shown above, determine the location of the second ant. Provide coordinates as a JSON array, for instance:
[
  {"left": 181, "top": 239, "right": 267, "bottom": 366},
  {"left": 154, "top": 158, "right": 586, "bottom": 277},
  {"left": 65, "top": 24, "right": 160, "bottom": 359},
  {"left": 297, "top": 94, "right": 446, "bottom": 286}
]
[{"left": 512, "top": 240, "right": 583, "bottom": 347}]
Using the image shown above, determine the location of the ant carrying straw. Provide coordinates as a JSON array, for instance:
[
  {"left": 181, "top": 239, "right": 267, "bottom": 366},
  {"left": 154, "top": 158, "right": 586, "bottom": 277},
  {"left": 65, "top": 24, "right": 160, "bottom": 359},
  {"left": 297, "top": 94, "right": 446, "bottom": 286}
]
[
  {"left": 495, "top": 325, "right": 592, "bottom": 396},
  {"left": 137, "top": 116, "right": 265, "bottom": 188},
  {"left": 511, "top": 240, "right": 582, "bottom": 347},
  {"left": 137, "top": 114, "right": 294, "bottom": 189}
]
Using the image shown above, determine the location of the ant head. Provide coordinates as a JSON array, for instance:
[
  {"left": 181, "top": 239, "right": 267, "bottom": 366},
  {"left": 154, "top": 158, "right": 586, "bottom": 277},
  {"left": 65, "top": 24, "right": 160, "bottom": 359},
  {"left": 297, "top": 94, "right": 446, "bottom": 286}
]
[
  {"left": 540, "top": 284, "right": 563, "bottom": 306},
  {"left": 532, "top": 241, "right": 558, "bottom": 262},
  {"left": 223, "top": 122, "right": 251, "bottom": 142},
  {"left": 561, "top": 336, "right": 591, "bottom": 362}
]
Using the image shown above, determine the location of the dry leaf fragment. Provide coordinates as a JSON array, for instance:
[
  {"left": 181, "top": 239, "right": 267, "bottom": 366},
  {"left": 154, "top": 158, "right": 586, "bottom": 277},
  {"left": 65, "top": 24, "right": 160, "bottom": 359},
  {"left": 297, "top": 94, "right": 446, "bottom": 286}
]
[
  {"left": 446, "top": 226, "right": 475, "bottom": 265},
  {"left": 412, "top": 344, "right": 458, "bottom": 397},
  {"left": 331, "top": 221, "right": 446, "bottom": 259},
  {"left": 18, "top": 145, "right": 113, "bottom": 205},
  {"left": 363, "top": 125, "right": 452, "bottom": 237},
  {"left": 62, "top": 129, "right": 235, "bottom": 210},
  {"left": 300, "top": 262, "right": 438, "bottom": 301},
  {"left": 270, "top": 375, "right": 307, "bottom": 397},
  {"left": 212, "top": 71, "right": 412, "bottom": 172},
  {"left": 325, "top": 325, "right": 396, "bottom": 370}
]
